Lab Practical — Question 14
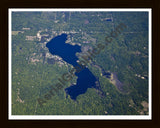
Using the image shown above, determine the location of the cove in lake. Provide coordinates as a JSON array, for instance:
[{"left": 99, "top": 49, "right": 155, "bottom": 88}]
[{"left": 46, "top": 34, "right": 97, "bottom": 100}]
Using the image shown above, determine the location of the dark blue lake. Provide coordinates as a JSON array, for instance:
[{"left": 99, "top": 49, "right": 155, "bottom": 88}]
[{"left": 46, "top": 34, "right": 97, "bottom": 100}]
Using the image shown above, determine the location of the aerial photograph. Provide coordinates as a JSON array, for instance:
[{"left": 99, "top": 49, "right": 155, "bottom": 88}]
[{"left": 9, "top": 9, "right": 151, "bottom": 118}]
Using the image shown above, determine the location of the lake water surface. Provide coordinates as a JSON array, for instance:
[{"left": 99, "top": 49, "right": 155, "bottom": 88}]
[{"left": 46, "top": 34, "right": 97, "bottom": 100}]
